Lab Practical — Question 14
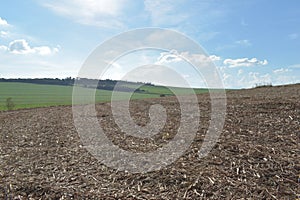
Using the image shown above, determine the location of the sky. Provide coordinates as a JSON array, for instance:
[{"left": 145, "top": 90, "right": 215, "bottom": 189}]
[{"left": 0, "top": 0, "right": 299, "bottom": 88}]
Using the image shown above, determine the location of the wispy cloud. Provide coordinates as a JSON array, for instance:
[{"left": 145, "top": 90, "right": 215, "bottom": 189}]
[
  {"left": 237, "top": 69, "right": 243, "bottom": 76},
  {"left": 235, "top": 39, "right": 252, "bottom": 47},
  {"left": 42, "top": 0, "right": 127, "bottom": 28},
  {"left": 0, "top": 45, "right": 7, "bottom": 51},
  {"left": 224, "top": 57, "right": 268, "bottom": 68},
  {"left": 144, "top": 0, "right": 188, "bottom": 26},
  {"left": 273, "top": 68, "right": 291, "bottom": 74},
  {"left": 216, "top": 39, "right": 252, "bottom": 51},
  {"left": 241, "top": 18, "right": 248, "bottom": 26},
  {"left": 288, "top": 33, "right": 298, "bottom": 40},
  {"left": 289, "top": 64, "right": 300, "bottom": 69},
  {"left": 0, "top": 31, "right": 10, "bottom": 38},
  {"left": 144, "top": 0, "right": 228, "bottom": 29},
  {"left": 248, "top": 72, "right": 272, "bottom": 85}
]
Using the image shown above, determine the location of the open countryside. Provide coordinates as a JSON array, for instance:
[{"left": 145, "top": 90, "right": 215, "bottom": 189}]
[
  {"left": 1, "top": 0, "right": 300, "bottom": 199},
  {"left": 0, "top": 80, "right": 210, "bottom": 111},
  {"left": 0, "top": 83, "right": 299, "bottom": 198}
]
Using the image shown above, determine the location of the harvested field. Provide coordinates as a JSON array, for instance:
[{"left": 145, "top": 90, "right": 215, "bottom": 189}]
[{"left": 0, "top": 84, "right": 299, "bottom": 199}]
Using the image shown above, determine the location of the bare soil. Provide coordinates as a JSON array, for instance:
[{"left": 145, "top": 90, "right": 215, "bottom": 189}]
[{"left": 0, "top": 84, "right": 299, "bottom": 199}]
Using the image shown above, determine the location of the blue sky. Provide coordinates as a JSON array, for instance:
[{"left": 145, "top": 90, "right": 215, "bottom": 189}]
[{"left": 0, "top": 0, "right": 299, "bottom": 88}]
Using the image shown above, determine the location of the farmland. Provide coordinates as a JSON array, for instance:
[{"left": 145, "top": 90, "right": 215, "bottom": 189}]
[
  {"left": 0, "top": 83, "right": 299, "bottom": 199},
  {"left": 0, "top": 82, "right": 210, "bottom": 111}
]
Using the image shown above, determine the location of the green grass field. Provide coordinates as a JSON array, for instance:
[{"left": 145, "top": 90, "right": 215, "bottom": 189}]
[
  {"left": 0, "top": 82, "right": 210, "bottom": 111},
  {"left": 140, "top": 85, "right": 209, "bottom": 95}
]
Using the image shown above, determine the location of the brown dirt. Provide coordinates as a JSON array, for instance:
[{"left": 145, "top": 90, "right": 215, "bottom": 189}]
[{"left": 0, "top": 84, "right": 299, "bottom": 199}]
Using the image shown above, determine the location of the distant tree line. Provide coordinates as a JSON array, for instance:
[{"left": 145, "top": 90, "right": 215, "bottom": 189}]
[
  {"left": 0, "top": 77, "right": 154, "bottom": 93},
  {"left": 0, "top": 77, "right": 75, "bottom": 86},
  {"left": 254, "top": 82, "right": 272, "bottom": 88},
  {"left": 76, "top": 78, "right": 154, "bottom": 92}
]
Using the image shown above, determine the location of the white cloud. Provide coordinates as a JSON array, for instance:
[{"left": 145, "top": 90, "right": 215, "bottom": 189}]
[
  {"left": 220, "top": 66, "right": 299, "bottom": 89},
  {"left": 0, "top": 31, "right": 10, "bottom": 38},
  {"left": 223, "top": 57, "right": 268, "bottom": 68},
  {"left": 121, "top": 64, "right": 195, "bottom": 88},
  {"left": 102, "top": 60, "right": 124, "bottom": 80},
  {"left": 0, "top": 45, "right": 7, "bottom": 51},
  {"left": 289, "top": 64, "right": 300, "bottom": 69},
  {"left": 182, "top": 74, "right": 190, "bottom": 79},
  {"left": 8, "top": 39, "right": 32, "bottom": 54},
  {"left": 42, "top": 0, "right": 127, "bottom": 28},
  {"left": 288, "top": 33, "right": 298, "bottom": 40},
  {"left": 237, "top": 69, "right": 243, "bottom": 76},
  {"left": 0, "top": 19, "right": 58, "bottom": 55},
  {"left": 3, "top": 39, "right": 59, "bottom": 55},
  {"left": 209, "top": 55, "right": 221, "bottom": 61},
  {"left": 156, "top": 50, "right": 182, "bottom": 64},
  {"left": 222, "top": 71, "right": 272, "bottom": 88},
  {"left": 235, "top": 39, "right": 252, "bottom": 47},
  {"left": 156, "top": 50, "right": 221, "bottom": 65},
  {"left": 222, "top": 72, "right": 231, "bottom": 82},
  {"left": 273, "top": 68, "right": 291, "bottom": 74},
  {"left": 0, "top": 17, "right": 9, "bottom": 26},
  {"left": 34, "top": 46, "right": 59, "bottom": 56},
  {"left": 248, "top": 72, "right": 272, "bottom": 85}
]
